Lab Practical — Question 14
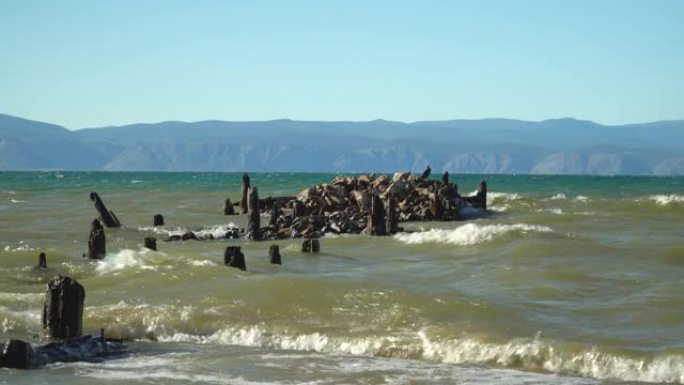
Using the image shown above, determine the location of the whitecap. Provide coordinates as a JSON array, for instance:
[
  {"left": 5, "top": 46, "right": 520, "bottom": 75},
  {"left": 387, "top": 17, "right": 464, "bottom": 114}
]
[
  {"left": 139, "top": 223, "right": 240, "bottom": 239},
  {"left": 95, "top": 248, "right": 157, "bottom": 275},
  {"left": 574, "top": 195, "right": 589, "bottom": 202},
  {"left": 10, "top": 199, "right": 27, "bottom": 203},
  {"left": 648, "top": 194, "right": 684, "bottom": 206},
  {"left": 393, "top": 223, "right": 553, "bottom": 246},
  {"left": 550, "top": 193, "right": 567, "bottom": 200}
]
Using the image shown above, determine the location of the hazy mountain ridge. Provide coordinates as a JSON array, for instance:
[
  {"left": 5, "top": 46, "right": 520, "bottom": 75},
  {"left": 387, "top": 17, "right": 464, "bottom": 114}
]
[{"left": 1, "top": 113, "right": 683, "bottom": 175}]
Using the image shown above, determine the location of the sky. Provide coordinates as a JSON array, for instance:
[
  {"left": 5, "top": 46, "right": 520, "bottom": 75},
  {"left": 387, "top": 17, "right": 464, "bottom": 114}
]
[{"left": 1, "top": 0, "right": 683, "bottom": 129}]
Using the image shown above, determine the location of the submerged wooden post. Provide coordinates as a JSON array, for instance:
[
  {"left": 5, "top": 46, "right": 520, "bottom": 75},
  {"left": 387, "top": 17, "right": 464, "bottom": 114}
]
[
  {"left": 89, "top": 192, "right": 121, "bottom": 228},
  {"left": 153, "top": 214, "right": 164, "bottom": 226},
  {"left": 224, "top": 246, "right": 246, "bottom": 271},
  {"left": 302, "top": 238, "right": 320, "bottom": 253},
  {"left": 37, "top": 252, "right": 47, "bottom": 269},
  {"left": 246, "top": 187, "right": 261, "bottom": 240},
  {"left": 87, "top": 219, "right": 106, "bottom": 259},
  {"left": 269, "top": 244, "right": 281, "bottom": 264},
  {"left": 386, "top": 197, "right": 399, "bottom": 234},
  {"left": 240, "top": 173, "right": 250, "bottom": 214},
  {"left": 42, "top": 276, "right": 85, "bottom": 340},
  {"left": 368, "top": 192, "right": 387, "bottom": 236},
  {"left": 224, "top": 198, "right": 235, "bottom": 215},
  {"left": 144, "top": 237, "right": 157, "bottom": 251}
]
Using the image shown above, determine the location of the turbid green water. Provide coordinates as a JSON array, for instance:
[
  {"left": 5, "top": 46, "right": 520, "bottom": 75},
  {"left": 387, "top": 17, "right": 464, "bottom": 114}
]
[{"left": 1, "top": 172, "right": 683, "bottom": 384}]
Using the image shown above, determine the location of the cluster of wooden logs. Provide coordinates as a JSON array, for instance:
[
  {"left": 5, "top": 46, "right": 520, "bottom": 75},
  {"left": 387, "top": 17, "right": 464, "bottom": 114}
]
[
  {"left": 0, "top": 276, "right": 125, "bottom": 369},
  {"left": 241, "top": 171, "right": 486, "bottom": 240}
]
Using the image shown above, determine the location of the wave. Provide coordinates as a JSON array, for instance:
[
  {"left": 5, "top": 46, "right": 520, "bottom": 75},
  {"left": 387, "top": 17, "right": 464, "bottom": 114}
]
[
  {"left": 394, "top": 223, "right": 553, "bottom": 246},
  {"left": 648, "top": 194, "right": 684, "bottom": 206},
  {"left": 2, "top": 242, "right": 36, "bottom": 252},
  {"left": 138, "top": 223, "right": 240, "bottom": 239},
  {"left": 95, "top": 248, "right": 158, "bottom": 275},
  {"left": 550, "top": 193, "right": 567, "bottom": 200},
  {"left": 575, "top": 195, "right": 589, "bottom": 202}
]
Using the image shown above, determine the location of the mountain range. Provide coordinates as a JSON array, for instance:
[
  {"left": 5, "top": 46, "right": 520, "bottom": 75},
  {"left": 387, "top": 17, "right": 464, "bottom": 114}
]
[{"left": 1, "top": 113, "right": 684, "bottom": 175}]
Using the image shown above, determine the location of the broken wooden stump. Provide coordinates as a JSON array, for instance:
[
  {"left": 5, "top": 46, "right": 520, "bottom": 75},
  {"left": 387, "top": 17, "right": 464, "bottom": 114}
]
[
  {"left": 42, "top": 276, "right": 85, "bottom": 340},
  {"left": 302, "top": 238, "right": 320, "bottom": 253},
  {"left": 144, "top": 237, "right": 157, "bottom": 251},
  {"left": 269, "top": 204, "right": 282, "bottom": 227},
  {"left": 293, "top": 200, "right": 307, "bottom": 218},
  {"left": 269, "top": 244, "right": 281, "bottom": 264},
  {"left": 87, "top": 219, "right": 106, "bottom": 259},
  {"left": 0, "top": 339, "right": 33, "bottom": 369},
  {"left": 240, "top": 173, "right": 250, "bottom": 214},
  {"left": 246, "top": 187, "right": 261, "bottom": 240},
  {"left": 37, "top": 252, "right": 47, "bottom": 269},
  {"left": 368, "top": 192, "right": 387, "bottom": 236},
  {"left": 153, "top": 214, "right": 164, "bottom": 226},
  {"left": 430, "top": 193, "right": 444, "bottom": 221},
  {"left": 386, "top": 197, "right": 399, "bottom": 234},
  {"left": 224, "top": 198, "right": 235, "bottom": 215},
  {"left": 89, "top": 192, "right": 121, "bottom": 228},
  {"left": 224, "top": 246, "right": 246, "bottom": 271}
]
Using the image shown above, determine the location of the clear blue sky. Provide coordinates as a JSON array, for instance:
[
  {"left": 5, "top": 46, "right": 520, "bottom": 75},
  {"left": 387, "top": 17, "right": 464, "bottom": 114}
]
[{"left": 1, "top": 0, "right": 682, "bottom": 129}]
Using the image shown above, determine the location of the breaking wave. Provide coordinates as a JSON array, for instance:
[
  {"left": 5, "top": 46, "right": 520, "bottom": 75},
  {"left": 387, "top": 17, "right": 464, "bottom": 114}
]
[
  {"left": 138, "top": 223, "right": 240, "bottom": 238},
  {"left": 394, "top": 223, "right": 553, "bottom": 246},
  {"left": 648, "top": 194, "right": 684, "bottom": 206},
  {"left": 95, "top": 248, "right": 158, "bottom": 275}
]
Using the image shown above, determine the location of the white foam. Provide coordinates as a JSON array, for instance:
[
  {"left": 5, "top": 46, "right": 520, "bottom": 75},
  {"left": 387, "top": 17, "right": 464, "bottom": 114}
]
[
  {"left": 393, "top": 223, "right": 553, "bottom": 246},
  {"left": 187, "top": 259, "right": 218, "bottom": 267},
  {"left": 3, "top": 241, "right": 35, "bottom": 252},
  {"left": 574, "top": 195, "right": 589, "bottom": 202},
  {"left": 131, "top": 180, "right": 143, "bottom": 184},
  {"left": 10, "top": 199, "right": 27, "bottom": 203},
  {"left": 535, "top": 208, "right": 563, "bottom": 215},
  {"left": 648, "top": 194, "right": 684, "bottom": 206},
  {"left": 139, "top": 223, "right": 239, "bottom": 238},
  {"left": 95, "top": 248, "right": 157, "bottom": 275},
  {"left": 550, "top": 193, "right": 567, "bottom": 200}
]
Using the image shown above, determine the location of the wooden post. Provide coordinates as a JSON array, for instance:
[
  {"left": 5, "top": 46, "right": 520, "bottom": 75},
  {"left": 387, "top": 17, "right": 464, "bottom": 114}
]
[
  {"left": 37, "top": 252, "right": 47, "bottom": 269},
  {"left": 477, "top": 180, "right": 487, "bottom": 210},
  {"left": 153, "top": 214, "right": 164, "bottom": 226},
  {"left": 240, "top": 173, "right": 250, "bottom": 214},
  {"left": 302, "top": 238, "right": 320, "bottom": 253},
  {"left": 246, "top": 187, "right": 261, "bottom": 240},
  {"left": 224, "top": 246, "right": 246, "bottom": 271},
  {"left": 42, "top": 276, "right": 85, "bottom": 340},
  {"left": 269, "top": 244, "right": 281, "bottom": 264},
  {"left": 368, "top": 192, "right": 387, "bottom": 236},
  {"left": 144, "top": 237, "right": 157, "bottom": 251},
  {"left": 386, "top": 197, "right": 398, "bottom": 234},
  {"left": 442, "top": 171, "right": 449, "bottom": 184},
  {"left": 430, "top": 193, "right": 444, "bottom": 220},
  {"left": 87, "top": 219, "right": 106, "bottom": 259},
  {"left": 0, "top": 339, "right": 33, "bottom": 369},
  {"left": 224, "top": 198, "right": 235, "bottom": 215},
  {"left": 269, "top": 204, "right": 282, "bottom": 227},
  {"left": 89, "top": 192, "right": 121, "bottom": 228},
  {"left": 293, "top": 200, "right": 306, "bottom": 218}
]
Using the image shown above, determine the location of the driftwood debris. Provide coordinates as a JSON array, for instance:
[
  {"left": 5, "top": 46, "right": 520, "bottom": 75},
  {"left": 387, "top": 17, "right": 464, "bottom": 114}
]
[
  {"left": 224, "top": 198, "right": 235, "bottom": 215},
  {"left": 89, "top": 192, "right": 121, "bottom": 228},
  {"left": 87, "top": 219, "right": 106, "bottom": 259}
]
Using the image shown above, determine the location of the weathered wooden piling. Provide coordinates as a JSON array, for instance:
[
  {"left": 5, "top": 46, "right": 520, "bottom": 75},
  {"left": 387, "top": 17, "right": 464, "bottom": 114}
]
[
  {"left": 144, "top": 237, "right": 157, "bottom": 251},
  {"left": 0, "top": 339, "right": 33, "bottom": 369},
  {"left": 240, "top": 173, "right": 250, "bottom": 214},
  {"left": 37, "top": 252, "right": 47, "bottom": 269},
  {"left": 153, "top": 214, "right": 164, "bottom": 226},
  {"left": 442, "top": 171, "right": 449, "bottom": 184},
  {"left": 42, "top": 276, "right": 85, "bottom": 340},
  {"left": 269, "top": 244, "right": 281, "bottom": 264},
  {"left": 386, "top": 197, "right": 399, "bottom": 234},
  {"left": 269, "top": 204, "right": 282, "bottom": 227},
  {"left": 430, "top": 193, "right": 444, "bottom": 220},
  {"left": 87, "top": 219, "right": 106, "bottom": 259},
  {"left": 477, "top": 180, "right": 487, "bottom": 210},
  {"left": 246, "top": 187, "right": 261, "bottom": 240},
  {"left": 89, "top": 192, "right": 121, "bottom": 228},
  {"left": 302, "top": 238, "right": 320, "bottom": 253},
  {"left": 368, "top": 193, "right": 387, "bottom": 236},
  {"left": 293, "top": 200, "right": 306, "bottom": 218},
  {"left": 224, "top": 198, "right": 235, "bottom": 215},
  {"left": 224, "top": 246, "right": 246, "bottom": 271}
]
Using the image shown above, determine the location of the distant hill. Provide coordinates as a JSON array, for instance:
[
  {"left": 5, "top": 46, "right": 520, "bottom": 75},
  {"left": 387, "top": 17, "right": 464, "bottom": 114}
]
[{"left": 1, "top": 113, "right": 684, "bottom": 175}]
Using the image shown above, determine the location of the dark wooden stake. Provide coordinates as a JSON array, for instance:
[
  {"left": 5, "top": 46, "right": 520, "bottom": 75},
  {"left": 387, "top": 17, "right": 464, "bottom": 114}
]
[
  {"left": 37, "top": 252, "right": 47, "bottom": 269},
  {"left": 144, "top": 237, "right": 157, "bottom": 251},
  {"left": 153, "top": 214, "right": 164, "bottom": 226},
  {"left": 240, "top": 173, "right": 250, "bottom": 214},
  {"left": 269, "top": 244, "right": 281, "bottom": 264},
  {"left": 42, "top": 276, "right": 85, "bottom": 340},
  {"left": 87, "top": 219, "right": 106, "bottom": 259},
  {"left": 246, "top": 187, "right": 261, "bottom": 240},
  {"left": 368, "top": 192, "right": 387, "bottom": 236},
  {"left": 386, "top": 197, "right": 399, "bottom": 234},
  {"left": 302, "top": 238, "right": 320, "bottom": 252},
  {"left": 89, "top": 192, "right": 121, "bottom": 228},
  {"left": 224, "top": 198, "right": 235, "bottom": 215},
  {"left": 224, "top": 246, "right": 246, "bottom": 271}
]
